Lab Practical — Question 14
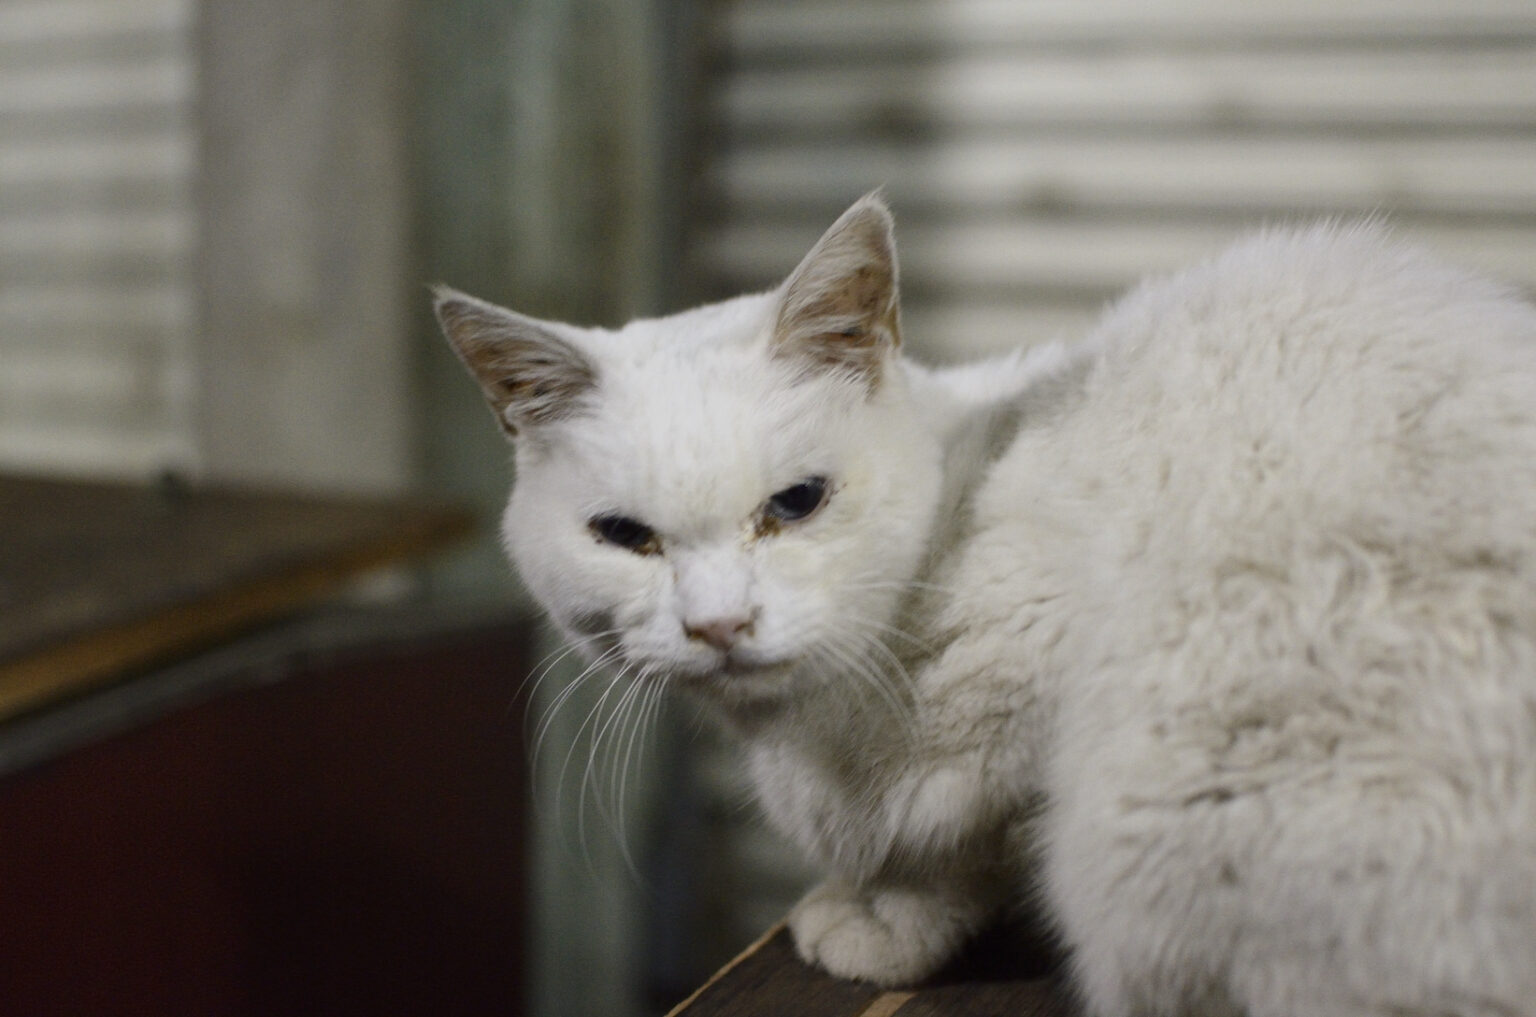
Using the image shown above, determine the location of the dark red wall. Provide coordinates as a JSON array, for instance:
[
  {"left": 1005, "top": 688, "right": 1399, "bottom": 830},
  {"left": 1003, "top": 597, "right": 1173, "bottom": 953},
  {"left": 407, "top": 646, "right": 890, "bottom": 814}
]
[{"left": 0, "top": 618, "right": 531, "bottom": 1017}]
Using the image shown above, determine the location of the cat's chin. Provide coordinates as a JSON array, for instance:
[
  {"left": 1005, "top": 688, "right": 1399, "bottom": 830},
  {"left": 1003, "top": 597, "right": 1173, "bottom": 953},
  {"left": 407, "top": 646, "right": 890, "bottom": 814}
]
[{"left": 663, "top": 655, "right": 802, "bottom": 708}]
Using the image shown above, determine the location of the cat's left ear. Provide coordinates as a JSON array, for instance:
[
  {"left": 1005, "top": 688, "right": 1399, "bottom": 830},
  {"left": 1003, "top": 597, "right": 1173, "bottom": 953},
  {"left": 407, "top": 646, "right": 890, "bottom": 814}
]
[{"left": 772, "top": 191, "right": 901, "bottom": 390}]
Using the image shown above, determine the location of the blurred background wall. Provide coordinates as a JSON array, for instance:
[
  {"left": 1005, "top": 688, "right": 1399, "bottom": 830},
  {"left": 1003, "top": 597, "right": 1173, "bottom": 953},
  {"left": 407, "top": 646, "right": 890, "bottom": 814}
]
[
  {"left": 3, "top": 1, "right": 1535, "bottom": 1015},
  {"left": 0, "top": 0, "right": 198, "bottom": 477},
  {"left": 697, "top": 0, "right": 1536, "bottom": 363}
]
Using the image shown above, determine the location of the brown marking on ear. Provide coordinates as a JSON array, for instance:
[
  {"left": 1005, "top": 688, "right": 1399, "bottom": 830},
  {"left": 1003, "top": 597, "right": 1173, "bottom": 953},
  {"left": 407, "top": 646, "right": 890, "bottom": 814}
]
[
  {"left": 789, "top": 261, "right": 901, "bottom": 379},
  {"left": 432, "top": 287, "right": 596, "bottom": 437},
  {"left": 773, "top": 193, "right": 902, "bottom": 392}
]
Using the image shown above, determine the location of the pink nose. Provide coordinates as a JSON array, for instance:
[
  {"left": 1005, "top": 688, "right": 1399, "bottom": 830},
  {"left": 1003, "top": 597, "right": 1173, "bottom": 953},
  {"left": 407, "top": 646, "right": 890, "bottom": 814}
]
[{"left": 684, "top": 615, "right": 755, "bottom": 652}]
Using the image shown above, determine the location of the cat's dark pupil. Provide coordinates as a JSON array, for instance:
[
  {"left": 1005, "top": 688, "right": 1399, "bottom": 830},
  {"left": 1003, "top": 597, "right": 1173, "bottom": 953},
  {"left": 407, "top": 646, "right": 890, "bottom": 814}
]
[
  {"left": 591, "top": 514, "right": 655, "bottom": 551},
  {"left": 767, "top": 478, "right": 827, "bottom": 521}
]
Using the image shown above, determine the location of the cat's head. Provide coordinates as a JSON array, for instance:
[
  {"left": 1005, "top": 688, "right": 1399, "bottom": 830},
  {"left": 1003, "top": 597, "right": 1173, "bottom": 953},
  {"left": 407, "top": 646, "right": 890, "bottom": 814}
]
[{"left": 434, "top": 194, "right": 944, "bottom": 713}]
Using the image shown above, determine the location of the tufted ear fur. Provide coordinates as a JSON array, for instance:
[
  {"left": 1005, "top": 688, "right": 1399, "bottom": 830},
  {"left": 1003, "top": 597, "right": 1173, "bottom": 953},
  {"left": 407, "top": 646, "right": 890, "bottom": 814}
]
[
  {"left": 432, "top": 287, "right": 597, "bottom": 438},
  {"left": 772, "top": 192, "right": 902, "bottom": 390}
]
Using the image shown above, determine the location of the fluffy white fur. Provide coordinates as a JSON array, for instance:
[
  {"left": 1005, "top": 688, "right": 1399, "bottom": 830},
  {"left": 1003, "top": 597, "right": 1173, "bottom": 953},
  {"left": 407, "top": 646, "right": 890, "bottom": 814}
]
[{"left": 436, "top": 196, "right": 1536, "bottom": 1017}]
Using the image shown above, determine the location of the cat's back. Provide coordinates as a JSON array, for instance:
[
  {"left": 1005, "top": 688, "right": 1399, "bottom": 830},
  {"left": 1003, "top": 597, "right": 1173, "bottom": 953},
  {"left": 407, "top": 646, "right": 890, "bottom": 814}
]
[
  {"left": 1117, "top": 225, "right": 1528, "bottom": 506},
  {"left": 977, "top": 224, "right": 1536, "bottom": 614},
  {"left": 958, "top": 220, "right": 1536, "bottom": 772},
  {"left": 960, "top": 224, "right": 1536, "bottom": 1017}
]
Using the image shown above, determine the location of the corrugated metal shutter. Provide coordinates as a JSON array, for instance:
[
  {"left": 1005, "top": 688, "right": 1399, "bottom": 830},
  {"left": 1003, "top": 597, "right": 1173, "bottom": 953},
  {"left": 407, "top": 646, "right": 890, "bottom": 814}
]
[
  {"left": 0, "top": 0, "right": 196, "bottom": 478},
  {"left": 695, "top": 0, "right": 1536, "bottom": 362}
]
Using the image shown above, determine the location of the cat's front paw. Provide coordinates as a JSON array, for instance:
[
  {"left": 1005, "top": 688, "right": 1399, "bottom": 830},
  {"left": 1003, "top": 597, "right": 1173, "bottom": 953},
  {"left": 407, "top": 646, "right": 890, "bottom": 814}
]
[{"left": 787, "top": 879, "right": 981, "bottom": 987}]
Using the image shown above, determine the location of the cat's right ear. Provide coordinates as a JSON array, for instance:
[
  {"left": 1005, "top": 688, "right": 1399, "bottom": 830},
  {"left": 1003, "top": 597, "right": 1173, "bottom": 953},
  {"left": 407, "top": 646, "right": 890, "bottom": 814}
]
[{"left": 432, "top": 286, "right": 597, "bottom": 439}]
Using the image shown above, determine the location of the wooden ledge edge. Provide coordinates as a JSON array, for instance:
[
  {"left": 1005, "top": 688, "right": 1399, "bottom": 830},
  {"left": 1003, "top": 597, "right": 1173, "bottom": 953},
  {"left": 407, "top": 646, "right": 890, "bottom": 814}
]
[
  {"left": 665, "top": 921, "right": 788, "bottom": 1017},
  {"left": 852, "top": 991, "right": 918, "bottom": 1017},
  {"left": 0, "top": 507, "right": 473, "bottom": 723}
]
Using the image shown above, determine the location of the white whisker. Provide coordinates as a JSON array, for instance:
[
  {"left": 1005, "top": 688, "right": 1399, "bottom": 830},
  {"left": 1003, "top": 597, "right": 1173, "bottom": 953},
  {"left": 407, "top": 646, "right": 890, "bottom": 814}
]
[
  {"left": 812, "top": 627, "right": 914, "bottom": 731},
  {"left": 517, "top": 629, "right": 672, "bottom": 883},
  {"left": 516, "top": 630, "right": 621, "bottom": 745},
  {"left": 569, "top": 663, "right": 642, "bottom": 868},
  {"left": 520, "top": 627, "right": 623, "bottom": 703},
  {"left": 531, "top": 642, "right": 627, "bottom": 767},
  {"left": 613, "top": 674, "right": 668, "bottom": 877},
  {"left": 843, "top": 611, "right": 938, "bottom": 656},
  {"left": 590, "top": 666, "right": 649, "bottom": 826},
  {"left": 844, "top": 576, "right": 956, "bottom": 598}
]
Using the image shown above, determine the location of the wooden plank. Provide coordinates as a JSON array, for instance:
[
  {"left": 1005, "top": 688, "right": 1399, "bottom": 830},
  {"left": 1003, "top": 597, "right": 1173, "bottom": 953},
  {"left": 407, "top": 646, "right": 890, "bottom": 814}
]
[
  {"left": 892, "top": 981, "right": 1073, "bottom": 1017},
  {"left": 0, "top": 475, "right": 474, "bottom": 720},
  {"left": 670, "top": 918, "right": 1077, "bottom": 1016},
  {"left": 666, "top": 924, "right": 885, "bottom": 1017}
]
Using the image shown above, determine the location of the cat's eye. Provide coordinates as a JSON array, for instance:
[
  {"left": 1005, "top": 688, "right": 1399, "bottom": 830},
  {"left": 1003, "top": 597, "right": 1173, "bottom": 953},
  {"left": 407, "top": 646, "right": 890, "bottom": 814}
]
[
  {"left": 589, "top": 514, "right": 660, "bottom": 554},
  {"left": 764, "top": 477, "right": 830, "bottom": 524}
]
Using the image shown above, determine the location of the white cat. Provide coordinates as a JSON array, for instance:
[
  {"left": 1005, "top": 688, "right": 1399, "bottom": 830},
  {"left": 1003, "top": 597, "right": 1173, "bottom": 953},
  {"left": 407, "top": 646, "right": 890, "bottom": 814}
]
[{"left": 435, "top": 195, "right": 1536, "bottom": 1017}]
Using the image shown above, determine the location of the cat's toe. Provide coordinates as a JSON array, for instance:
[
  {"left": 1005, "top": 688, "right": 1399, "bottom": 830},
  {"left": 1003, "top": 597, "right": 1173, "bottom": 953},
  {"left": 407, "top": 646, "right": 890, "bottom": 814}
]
[{"left": 788, "top": 880, "right": 973, "bottom": 987}]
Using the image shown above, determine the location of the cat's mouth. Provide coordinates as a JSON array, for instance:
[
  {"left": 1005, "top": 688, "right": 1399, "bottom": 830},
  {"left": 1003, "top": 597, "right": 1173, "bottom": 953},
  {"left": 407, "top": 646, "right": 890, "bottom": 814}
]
[
  {"left": 662, "top": 650, "right": 793, "bottom": 692},
  {"left": 720, "top": 653, "right": 784, "bottom": 678}
]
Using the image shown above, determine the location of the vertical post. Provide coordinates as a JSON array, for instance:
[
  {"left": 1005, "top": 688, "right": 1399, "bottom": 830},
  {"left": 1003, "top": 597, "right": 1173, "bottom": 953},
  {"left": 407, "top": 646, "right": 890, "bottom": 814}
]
[
  {"left": 194, "top": 0, "right": 414, "bottom": 493},
  {"left": 413, "top": 2, "right": 689, "bottom": 1015}
]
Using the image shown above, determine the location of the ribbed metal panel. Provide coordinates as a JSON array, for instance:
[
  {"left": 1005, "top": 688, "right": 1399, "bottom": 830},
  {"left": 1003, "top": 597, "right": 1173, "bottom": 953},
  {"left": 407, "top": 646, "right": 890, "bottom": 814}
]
[
  {"left": 0, "top": 0, "right": 196, "bottom": 477},
  {"left": 696, "top": 0, "right": 1536, "bottom": 360}
]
